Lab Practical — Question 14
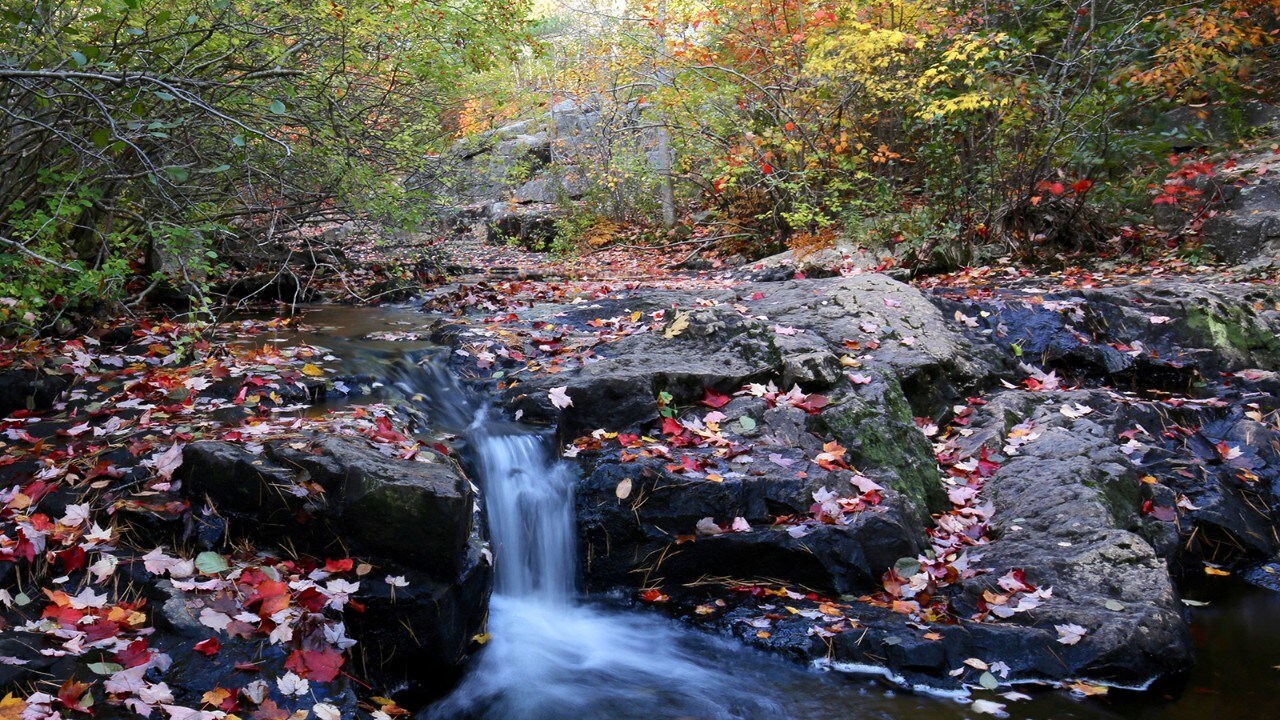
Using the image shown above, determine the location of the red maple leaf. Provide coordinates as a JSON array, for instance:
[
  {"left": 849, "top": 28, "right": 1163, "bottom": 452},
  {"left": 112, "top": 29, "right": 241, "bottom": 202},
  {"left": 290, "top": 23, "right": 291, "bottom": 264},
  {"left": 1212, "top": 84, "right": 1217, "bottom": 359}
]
[
  {"left": 285, "top": 648, "right": 345, "bottom": 683},
  {"left": 194, "top": 637, "right": 221, "bottom": 656},
  {"left": 324, "top": 558, "right": 354, "bottom": 573},
  {"left": 698, "top": 389, "right": 731, "bottom": 408}
]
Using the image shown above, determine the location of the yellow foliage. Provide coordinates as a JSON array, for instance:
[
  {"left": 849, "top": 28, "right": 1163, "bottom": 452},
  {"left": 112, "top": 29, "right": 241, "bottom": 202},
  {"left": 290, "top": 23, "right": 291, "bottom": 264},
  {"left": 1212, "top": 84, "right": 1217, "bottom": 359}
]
[{"left": 0, "top": 694, "right": 25, "bottom": 720}]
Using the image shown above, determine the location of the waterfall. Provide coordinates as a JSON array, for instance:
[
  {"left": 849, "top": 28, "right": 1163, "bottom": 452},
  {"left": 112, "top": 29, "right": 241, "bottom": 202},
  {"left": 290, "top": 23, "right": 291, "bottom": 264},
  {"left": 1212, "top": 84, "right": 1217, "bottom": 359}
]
[
  {"left": 424, "top": 414, "right": 788, "bottom": 720},
  {"left": 470, "top": 429, "right": 577, "bottom": 602}
]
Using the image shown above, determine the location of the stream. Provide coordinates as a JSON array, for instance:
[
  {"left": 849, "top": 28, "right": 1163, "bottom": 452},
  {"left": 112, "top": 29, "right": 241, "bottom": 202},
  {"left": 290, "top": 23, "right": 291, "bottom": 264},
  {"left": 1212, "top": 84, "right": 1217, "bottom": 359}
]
[{"left": 285, "top": 304, "right": 1280, "bottom": 720}]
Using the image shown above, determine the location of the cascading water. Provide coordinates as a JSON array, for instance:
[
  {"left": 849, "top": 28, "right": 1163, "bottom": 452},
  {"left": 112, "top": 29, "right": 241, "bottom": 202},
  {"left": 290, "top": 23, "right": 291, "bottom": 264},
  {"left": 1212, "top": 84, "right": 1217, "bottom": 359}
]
[
  {"left": 469, "top": 429, "right": 577, "bottom": 602},
  {"left": 322, "top": 349, "right": 960, "bottom": 720},
  {"left": 430, "top": 420, "right": 786, "bottom": 720},
  {"left": 263, "top": 306, "right": 1280, "bottom": 720}
]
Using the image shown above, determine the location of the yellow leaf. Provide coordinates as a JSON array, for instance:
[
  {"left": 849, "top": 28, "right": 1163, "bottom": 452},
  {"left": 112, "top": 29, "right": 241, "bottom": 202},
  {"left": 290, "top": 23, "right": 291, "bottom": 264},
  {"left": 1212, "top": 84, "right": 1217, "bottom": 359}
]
[
  {"left": 201, "top": 688, "right": 231, "bottom": 707},
  {"left": 301, "top": 363, "right": 324, "bottom": 377},
  {"left": 471, "top": 633, "right": 492, "bottom": 645},
  {"left": 1066, "top": 681, "right": 1108, "bottom": 696},
  {"left": 664, "top": 312, "right": 690, "bottom": 339},
  {"left": 0, "top": 693, "right": 27, "bottom": 720},
  {"left": 1204, "top": 566, "right": 1231, "bottom": 576}
]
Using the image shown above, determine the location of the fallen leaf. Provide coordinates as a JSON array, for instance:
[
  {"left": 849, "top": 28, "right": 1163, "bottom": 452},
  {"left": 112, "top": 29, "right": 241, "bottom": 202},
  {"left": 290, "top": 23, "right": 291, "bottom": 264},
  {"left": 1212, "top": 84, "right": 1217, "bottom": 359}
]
[
  {"left": 1055, "top": 623, "right": 1087, "bottom": 645},
  {"left": 664, "top": 313, "right": 690, "bottom": 339},
  {"left": 151, "top": 442, "right": 184, "bottom": 480},
  {"left": 548, "top": 386, "right": 573, "bottom": 409},
  {"left": 194, "top": 638, "right": 220, "bottom": 656},
  {"left": 0, "top": 693, "right": 25, "bottom": 720},
  {"left": 971, "top": 699, "right": 1006, "bottom": 715},
  {"left": 615, "top": 478, "right": 633, "bottom": 500},
  {"left": 1060, "top": 402, "right": 1093, "bottom": 419},
  {"left": 276, "top": 671, "right": 309, "bottom": 697}
]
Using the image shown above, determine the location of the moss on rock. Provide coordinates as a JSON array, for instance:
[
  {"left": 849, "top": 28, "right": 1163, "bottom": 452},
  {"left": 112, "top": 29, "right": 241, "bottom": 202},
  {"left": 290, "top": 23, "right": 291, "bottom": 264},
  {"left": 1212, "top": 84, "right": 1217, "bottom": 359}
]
[{"left": 808, "top": 375, "right": 947, "bottom": 522}]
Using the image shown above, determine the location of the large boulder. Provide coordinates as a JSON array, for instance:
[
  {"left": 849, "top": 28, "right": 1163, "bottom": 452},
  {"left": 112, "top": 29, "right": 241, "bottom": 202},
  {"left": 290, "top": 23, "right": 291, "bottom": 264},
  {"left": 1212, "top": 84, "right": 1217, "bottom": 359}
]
[
  {"left": 932, "top": 279, "right": 1280, "bottom": 381},
  {"left": 484, "top": 201, "right": 561, "bottom": 248},
  {"left": 504, "top": 274, "right": 999, "bottom": 431},
  {"left": 1149, "top": 145, "right": 1280, "bottom": 266},
  {"left": 175, "top": 433, "right": 490, "bottom": 694},
  {"left": 181, "top": 435, "right": 473, "bottom": 581},
  {"left": 761, "top": 275, "right": 1000, "bottom": 412},
  {"left": 1201, "top": 173, "right": 1280, "bottom": 266},
  {"left": 577, "top": 444, "right": 923, "bottom": 596},
  {"left": 948, "top": 391, "right": 1191, "bottom": 684}
]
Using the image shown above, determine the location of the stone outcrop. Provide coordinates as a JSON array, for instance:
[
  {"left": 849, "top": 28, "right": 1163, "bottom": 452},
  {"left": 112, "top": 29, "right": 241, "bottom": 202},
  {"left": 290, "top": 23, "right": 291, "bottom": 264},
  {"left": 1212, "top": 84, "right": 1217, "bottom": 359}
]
[
  {"left": 431, "top": 99, "right": 670, "bottom": 247},
  {"left": 432, "top": 272, "right": 1280, "bottom": 691},
  {"left": 175, "top": 434, "right": 490, "bottom": 690},
  {"left": 1199, "top": 148, "right": 1280, "bottom": 267}
]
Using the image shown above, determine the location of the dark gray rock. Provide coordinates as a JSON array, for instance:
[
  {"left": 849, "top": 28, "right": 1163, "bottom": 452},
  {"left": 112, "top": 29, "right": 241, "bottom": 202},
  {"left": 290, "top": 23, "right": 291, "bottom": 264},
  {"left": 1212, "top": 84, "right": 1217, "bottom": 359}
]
[
  {"left": 341, "top": 548, "right": 491, "bottom": 694},
  {"left": 577, "top": 453, "right": 923, "bottom": 596},
  {"left": 174, "top": 433, "right": 491, "bottom": 698},
  {"left": 182, "top": 435, "right": 473, "bottom": 581},
  {"left": 485, "top": 201, "right": 560, "bottom": 248},
  {"left": 504, "top": 302, "right": 778, "bottom": 434},
  {"left": 0, "top": 368, "right": 72, "bottom": 415},
  {"left": 950, "top": 391, "right": 1191, "bottom": 685},
  {"left": 761, "top": 275, "right": 1000, "bottom": 413},
  {"left": 932, "top": 279, "right": 1280, "bottom": 379},
  {"left": 1201, "top": 178, "right": 1280, "bottom": 265}
]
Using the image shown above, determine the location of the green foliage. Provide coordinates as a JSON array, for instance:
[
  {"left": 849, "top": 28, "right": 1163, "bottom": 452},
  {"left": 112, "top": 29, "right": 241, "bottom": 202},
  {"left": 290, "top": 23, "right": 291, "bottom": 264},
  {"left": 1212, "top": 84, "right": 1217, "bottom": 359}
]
[{"left": 0, "top": 0, "right": 531, "bottom": 334}]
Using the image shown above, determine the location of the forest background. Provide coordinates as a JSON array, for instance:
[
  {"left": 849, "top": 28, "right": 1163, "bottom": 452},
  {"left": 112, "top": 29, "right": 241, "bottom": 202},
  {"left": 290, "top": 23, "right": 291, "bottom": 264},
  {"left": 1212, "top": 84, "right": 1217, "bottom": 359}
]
[{"left": 0, "top": 0, "right": 1276, "bottom": 335}]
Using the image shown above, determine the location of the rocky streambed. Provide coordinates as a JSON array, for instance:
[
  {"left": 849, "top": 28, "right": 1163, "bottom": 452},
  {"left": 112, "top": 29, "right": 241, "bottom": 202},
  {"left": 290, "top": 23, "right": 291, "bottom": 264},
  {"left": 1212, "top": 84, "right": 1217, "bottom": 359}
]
[{"left": 1, "top": 271, "right": 1278, "bottom": 718}]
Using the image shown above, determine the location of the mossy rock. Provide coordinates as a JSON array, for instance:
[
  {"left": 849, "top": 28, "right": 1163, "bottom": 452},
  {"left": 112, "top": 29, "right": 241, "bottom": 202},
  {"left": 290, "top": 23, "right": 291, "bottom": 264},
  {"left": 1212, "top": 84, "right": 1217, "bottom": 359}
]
[
  {"left": 808, "top": 375, "right": 947, "bottom": 522},
  {"left": 1184, "top": 297, "right": 1280, "bottom": 370}
]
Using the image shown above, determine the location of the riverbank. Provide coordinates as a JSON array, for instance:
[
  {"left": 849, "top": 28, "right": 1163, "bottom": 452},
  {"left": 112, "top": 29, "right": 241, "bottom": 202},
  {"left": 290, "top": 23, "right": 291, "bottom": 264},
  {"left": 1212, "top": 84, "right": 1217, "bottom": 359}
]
[{"left": 0, "top": 249, "right": 1277, "bottom": 718}]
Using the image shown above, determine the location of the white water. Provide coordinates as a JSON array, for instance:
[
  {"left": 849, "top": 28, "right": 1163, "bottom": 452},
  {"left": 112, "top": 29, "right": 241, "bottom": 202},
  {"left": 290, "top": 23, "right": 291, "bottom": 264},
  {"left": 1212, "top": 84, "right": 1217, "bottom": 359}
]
[{"left": 428, "top": 425, "right": 793, "bottom": 720}]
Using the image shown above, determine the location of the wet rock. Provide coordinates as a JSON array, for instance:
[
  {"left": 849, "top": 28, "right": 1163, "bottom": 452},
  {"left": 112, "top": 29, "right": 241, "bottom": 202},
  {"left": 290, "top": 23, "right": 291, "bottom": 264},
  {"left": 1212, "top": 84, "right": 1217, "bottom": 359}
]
[
  {"left": 0, "top": 369, "right": 72, "bottom": 415},
  {"left": 182, "top": 435, "right": 474, "bottom": 580},
  {"left": 950, "top": 391, "right": 1191, "bottom": 685},
  {"left": 179, "top": 441, "right": 307, "bottom": 540},
  {"left": 504, "top": 302, "right": 777, "bottom": 434},
  {"left": 808, "top": 379, "right": 948, "bottom": 518},
  {"left": 1242, "top": 558, "right": 1280, "bottom": 592},
  {"left": 577, "top": 454, "right": 923, "bottom": 596},
  {"left": 1124, "top": 400, "right": 1280, "bottom": 571},
  {"left": 933, "top": 280, "right": 1280, "bottom": 381},
  {"left": 343, "top": 548, "right": 491, "bottom": 696},
  {"left": 174, "top": 433, "right": 491, "bottom": 696},
  {"left": 504, "top": 274, "right": 997, "bottom": 432},
  {"left": 271, "top": 435, "right": 473, "bottom": 579}
]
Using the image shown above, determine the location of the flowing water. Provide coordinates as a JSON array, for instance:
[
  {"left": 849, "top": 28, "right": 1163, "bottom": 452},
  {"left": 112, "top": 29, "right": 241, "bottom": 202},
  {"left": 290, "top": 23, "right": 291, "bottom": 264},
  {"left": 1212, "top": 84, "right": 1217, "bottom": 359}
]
[
  {"left": 288, "top": 304, "right": 1280, "bottom": 720},
  {"left": 433, "top": 413, "right": 804, "bottom": 719}
]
